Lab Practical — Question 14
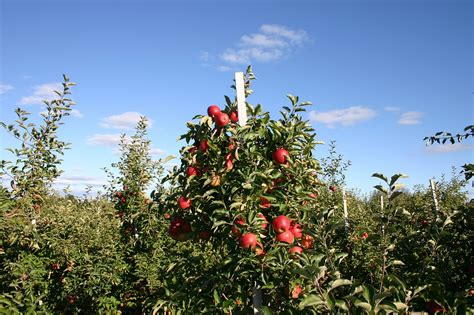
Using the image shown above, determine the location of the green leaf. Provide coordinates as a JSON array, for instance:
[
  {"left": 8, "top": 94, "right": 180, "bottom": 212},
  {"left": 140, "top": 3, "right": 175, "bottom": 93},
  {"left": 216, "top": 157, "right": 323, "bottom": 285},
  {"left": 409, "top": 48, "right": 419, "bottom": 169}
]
[
  {"left": 355, "top": 301, "right": 372, "bottom": 311},
  {"left": 299, "top": 295, "right": 324, "bottom": 308},
  {"left": 329, "top": 279, "right": 352, "bottom": 291},
  {"left": 260, "top": 306, "right": 273, "bottom": 315},
  {"left": 372, "top": 173, "right": 388, "bottom": 183},
  {"left": 389, "top": 173, "right": 408, "bottom": 186},
  {"left": 213, "top": 289, "right": 221, "bottom": 305}
]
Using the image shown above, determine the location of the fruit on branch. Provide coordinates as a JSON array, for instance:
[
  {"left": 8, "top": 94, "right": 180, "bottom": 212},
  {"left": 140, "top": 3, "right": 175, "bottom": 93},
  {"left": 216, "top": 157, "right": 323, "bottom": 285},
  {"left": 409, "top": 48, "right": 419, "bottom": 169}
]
[
  {"left": 225, "top": 159, "right": 233, "bottom": 171},
  {"left": 178, "top": 196, "right": 192, "bottom": 209},
  {"left": 200, "top": 140, "right": 209, "bottom": 153},
  {"left": 300, "top": 234, "right": 313, "bottom": 249},
  {"left": 232, "top": 217, "right": 245, "bottom": 237},
  {"left": 329, "top": 185, "right": 337, "bottom": 192},
  {"left": 260, "top": 196, "right": 271, "bottom": 209},
  {"left": 187, "top": 166, "right": 199, "bottom": 177},
  {"left": 272, "top": 215, "right": 291, "bottom": 233},
  {"left": 198, "top": 231, "right": 211, "bottom": 240},
  {"left": 276, "top": 230, "right": 295, "bottom": 244},
  {"left": 309, "top": 192, "right": 317, "bottom": 199},
  {"left": 291, "top": 285, "right": 302, "bottom": 299},
  {"left": 210, "top": 173, "right": 221, "bottom": 187},
  {"left": 272, "top": 148, "right": 290, "bottom": 165},
  {"left": 169, "top": 217, "right": 191, "bottom": 241},
  {"left": 362, "top": 232, "right": 369, "bottom": 239},
  {"left": 240, "top": 233, "right": 258, "bottom": 250},
  {"left": 229, "top": 111, "right": 238, "bottom": 123},
  {"left": 289, "top": 222, "right": 303, "bottom": 239},
  {"left": 214, "top": 112, "right": 230, "bottom": 128},
  {"left": 289, "top": 246, "right": 303, "bottom": 255},
  {"left": 207, "top": 105, "right": 221, "bottom": 117}
]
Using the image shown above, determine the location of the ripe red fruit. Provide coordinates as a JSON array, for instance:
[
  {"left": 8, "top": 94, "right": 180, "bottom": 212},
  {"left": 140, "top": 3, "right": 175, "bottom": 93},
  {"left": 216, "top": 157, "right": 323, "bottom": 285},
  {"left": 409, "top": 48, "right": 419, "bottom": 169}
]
[
  {"left": 169, "top": 217, "right": 191, "bottom": 241},
  {"left": 67, "top": 295, "right": 77, "bottom": 304},
  {"left": 207, "top": 105, "right": 221, "bottom": 117},
  {"left": 291, "top": 284, "right": 302, "bottom": 299},
  {"left": 301, "top": 235, "right": 313, "bottom": 249},
  {"left": 178, "top": 196, "right": 192, "bottom": 209},
  {"left": 164, "top": 213, "right": 171, "bottom": 220},
  {"left": 188, "top": 146, "right": 198, "bottom": 154},
  {"left": 426, "top": 301, "right": 447, "bottom": 313},
  {"left": 289, "top": 222, "right": 303, "bottom": 239},
  {"left": 276, "top": 230, "right": 295, "bottom": 244},
  {"left": 120, "top": 197, "right": 126, "bottom": 204},
  {"left": 240, "top": 233, "right": 258, "bottom": 249},
  {"left": 260, "top": 196, "right": 271, "bottom": 209},
  {"left": 329, "top": 185, "right": 337, "bottom": 192},
  {"left": 231, "top": 217, "right": 245, "bottom": 237},
  {"left": 309, "top": 192, "right": 317, "bottom": 199},
  {"left": 272, "top": 215, "right": 291, "bottom": 233},
  {"left": 51, "top": 263, "right": 60, "bottom": 270},
  {"left": 272, "top": 148, "right": 289, "bottom": 165},
  {"left": 200, "top": 140, "right": 209, "bottom": 153},
  {"left": 257, "top": 213, "right": 268, "bottom": 229},
  {"left": 115, "top": 191, "right": 122, "bottom": 198},
  {"left": 225, "top": 159, "right": 233, "bottom": 171},
  {"left": 198, "top": 231, "right": 210, "bottom": 240},
  {"left": 229, "top": 111, "right": 238, "bottom": 123},
  {"left": 289, "top": 246, "right": 303, "bottom": 255},
  {"left": 187, "top": 166, "right": 199, "bottom": 177},
  {"left": 214, "top": 112, "right": 230, "bottom": 128},
  {"left": 362, "top": 232, "right": 369, "bottom": 239}
]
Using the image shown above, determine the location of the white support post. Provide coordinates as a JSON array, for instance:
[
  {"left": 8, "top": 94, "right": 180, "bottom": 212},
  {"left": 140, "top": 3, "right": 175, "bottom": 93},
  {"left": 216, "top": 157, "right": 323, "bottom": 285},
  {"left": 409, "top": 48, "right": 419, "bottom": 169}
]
[
  {"left": 235, "top": 72, "right": 248, "bottom": 126},
  {"left": 342, "top": 188, "right": 349, "bottom": 233},
  {"left": 430, "top": 178, "right": 440, "bottom": 214},
  {"left": 235, "top": 71, "right": 261, "bottom": 314},
  {"left": 380, "top": 195, "right": 385, "bottom": 236}
]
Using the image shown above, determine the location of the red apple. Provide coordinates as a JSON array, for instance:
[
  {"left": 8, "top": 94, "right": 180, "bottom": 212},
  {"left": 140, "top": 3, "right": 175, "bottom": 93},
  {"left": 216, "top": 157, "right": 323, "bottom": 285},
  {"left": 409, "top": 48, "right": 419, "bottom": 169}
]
[
  {"left": 272, "top": 148, "right": 290, "bottom": 165},
  {"left": 426, "top": 301, "right": 447, "bottom": 313},
  {"left": 225, "top": 159, "right": 233, "bottom": 171},
  {"left": 164, "top": 213, "right": 171, "bottom": 219},
  {"left": 329, "top": 185, "right": 337, "bottom": 192},
  {"left": 289, "top": 222, "right": 303, "bottom": 239},
  {"left": 240, "top": 233, "right": 258, "bottom": 250},
  {"left": 272, "top": 215, "right": 291, "bottom": 233},
  {"left": 188, "top": 146, "right": 198, "bottom": 154},
  {"left": 231, "top": 217, "right": 245, "bottom": 237},
  {"left": 214, "top": 112, "right": 230, "bottom": 128},
  {"left": 309, "top": 192, "right": 317, "bottom": 199},
  {"left": 289, "top": 246, "right": 303, "bottom": 255},
  {"left": 362, "top": 232, "right": 369, "bottom": 239},
  {"left": 276, "top": 230, "right": 295, "bottom": 244},
  {"left": 200, "top": 140, "right": 209, "bottom": 153},
  {"left": 186, "top": 166, "right": 199, "bottom": 177},
  {"left": 198, "top": 231, "right": 210, "bottom": 240},
  {"left": 301, "top": 235, "right": 313, "bottom": 249},
  {"left": 178, "top": 196, "right": 192, "bottom": 209},
  {"left": 257, "top": 213, "right": 268, "bottom": 229},
  {"left": 291, "top": 285, "right": 302, "bottom": 299},
  {"left": 260, "top": 196, "right": 271, "bottom": 209},
  {"left": 229, "top": 111, "right": 238, "bottom": 123},
  {"left": 207, "top": 105, "right": 221, "bottom": 117}
]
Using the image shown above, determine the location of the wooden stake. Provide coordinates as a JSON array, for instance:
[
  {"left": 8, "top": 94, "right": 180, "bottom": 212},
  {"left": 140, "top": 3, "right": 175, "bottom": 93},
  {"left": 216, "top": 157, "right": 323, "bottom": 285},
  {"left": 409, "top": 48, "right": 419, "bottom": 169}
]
[
  {"left": 342, "top": 188, "right": 349, "bottom": 233},
  {"left": 430, "top": 178, "right": 440, "bottom": 214}
]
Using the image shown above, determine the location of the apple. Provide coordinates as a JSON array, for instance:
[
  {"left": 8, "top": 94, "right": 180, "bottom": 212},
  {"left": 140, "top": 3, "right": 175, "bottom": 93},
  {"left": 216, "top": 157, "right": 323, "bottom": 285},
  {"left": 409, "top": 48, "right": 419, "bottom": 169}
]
[
  {"left": 225, "top": 159, "right": 233, "bottom": 171},
  {"left": 51, "top": 263, "right": 61, "bottom": 270},
  {"left": 169, "top": 217, "right": 191, "bottom": 241},
  {"left": 276, "top": 230, "right": 295, "bottom": 244},
  {"left": 362, "top": 232, "right": 369, "bottom": 239},
  {"left": 272, "top": 215, "right": 291, "bottom": 233},
  {"left": 309, "top": 192, "right": 317, "bottom": 199},
  {"left": 289, "top": 246, "right": 303, "bottom": 255},
  {"left": 301, "top": 235, "right": 313, "bottom": 249},
  {"left": 421, "top": 219, "right": 428, "bottom": 226},
  {"left": 229, "top": 111, "right": 238, "bottom": 123},
  {"left": 214, "top": 112, "right": 230, "bottom": 128},
  {"left": 67, "top": 295, "right": 77, "bottom": 304},
  {"left": 260, "top": 196, "right": 271, "bottom": 209},
  {"left": 329, "top": 185, "right": 337, "bottom": 192},
  {"left": 257, "top": 213, "right": 268, "bottom": 229},
  {"left": 186, "top": 166, "right": 199, "bottom": 177},
  {"left": 272, "top": 148, "right": 290, "bottom": 165},
  {"left": 426, "top": 301, "right": 446, "bottom": 313},
  {"left": 291, "top": 284, "right": 302, "bottom": 299},
  {"left": 232, "top": 217, "right": 245, "bottom": 237},
  {"left": 120, "top": 197, "right": 126, "bottom": 204},
  {"left": 210, "top": 174, "right": 221, "bottom": 186},
  {"left": 255, "top": 246, "right": 265, "bottom": 256},
  {"left": 200, "top": 140, "right": 209, "bottom": 153},
  {"left": 228, "top": 142, "right": 236, "bottom": 151},
  {"left": 164, "top": 213, "right": 171, "bottom": 219},
  {"left": 115, "top": 191, "right": 122, "bottom": 198},
  {"left": 207, "top": 105, "right": 221, "bottom": 117},
  {"left": 178, "top": 196, "right": 192, "bottom": 209},
  {"left": 188, "top": 146, "right": 198, "bottom": 154},
  {"left": 198, "top": 231, "right": 210, "bottom": 240},
  {"left": 240, "top": 233, "right": 258, "bottom": 249},
  {"left": 289, "top": 222, "right": 303, "bottom": 239}
]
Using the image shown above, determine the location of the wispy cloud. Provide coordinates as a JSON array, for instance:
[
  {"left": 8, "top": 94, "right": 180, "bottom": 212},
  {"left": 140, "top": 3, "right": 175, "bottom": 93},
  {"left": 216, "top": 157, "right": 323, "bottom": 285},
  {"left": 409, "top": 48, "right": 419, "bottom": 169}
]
[
  {"left": 54, "top": 175, "right": 106, "bottom": 188},
  {"left": 309, "top": 106, "right": 377, "bottom": 127},
  {"left": 212, "top": 24, "right": 309, "bottom": 69},
  {"left": 40, "top": 108, "right": 84, "bottom": 118},
  {"left": 18, "top": 82, "right": 62, "bottom": 105},
  {"left": 100, "top": 112, "right": 151, "bottom": 130},
  {"left": 384, "top": 106, "right": 400, "bottom": 112},
  {"left": 398, "top": 111, "right": 422, "bottom": 125},
  {"left": 425, "top": 143, "right": 472, "bottom": 154},
  {"left": 87, "top": 133, "right": 126, "bottom": 147},
  {"left": 0, "top": 84, "right": 13, "bottom": 95},
  {"left": 150, "top": 148, "right": 166, "bottom": 156}
]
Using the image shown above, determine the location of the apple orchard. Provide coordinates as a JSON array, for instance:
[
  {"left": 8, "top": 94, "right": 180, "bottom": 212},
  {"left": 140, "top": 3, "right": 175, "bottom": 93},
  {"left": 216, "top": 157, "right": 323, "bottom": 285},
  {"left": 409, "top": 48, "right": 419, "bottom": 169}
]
[{"left": 0, "top": 68, "right": 472, "bottom": 314}]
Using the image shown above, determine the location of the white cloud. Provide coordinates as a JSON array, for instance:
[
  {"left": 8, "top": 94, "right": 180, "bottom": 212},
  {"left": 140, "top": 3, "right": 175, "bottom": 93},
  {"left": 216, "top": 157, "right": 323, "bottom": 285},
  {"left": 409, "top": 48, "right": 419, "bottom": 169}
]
[
  {"left": 425, "top": 143, "right": 472, "bottom": 154},
  {"left": 150, "top": 148, "right": 166, "bottom": 156},
  {"left": 398, "top": 111, "right": 422, "bottom": 125},
  {"left": 309, "top": 106, "right": 377, "bottom": 127},
  {"left": 199, "top": 51, "right": 210, "bottom": 62},
  {"left": 18, "top": 82, "right": 62, "bottom": 105},
  {"left": 54, "top": 175, "right": 106, "bottom": 188},
  {"left": 87, "top": 134, "right": 126, "bottom": 147},
  {"left": 217, "top": 24, "right": 309, "bottom": 66},
  {"left": 0, "top": 84, "right": 13, "bottom": 94},
  {"left": 216, "top": 65, "right": 233, "bottom": 72},
  {"left": 100, "top": 112, "right": 151, "bottom": 130},
  {"left": 384, "top": 106, "right": 400, "bottom": 112},
  {"left": 71, "top": 109, "right": 84, "bottom": 118}
]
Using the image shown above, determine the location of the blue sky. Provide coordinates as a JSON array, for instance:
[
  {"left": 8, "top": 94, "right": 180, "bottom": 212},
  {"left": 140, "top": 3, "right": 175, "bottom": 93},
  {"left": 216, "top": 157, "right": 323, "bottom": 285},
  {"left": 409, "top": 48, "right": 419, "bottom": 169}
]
[{"left": 1, "top": 0, "right": 473, "bottom": 195}]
